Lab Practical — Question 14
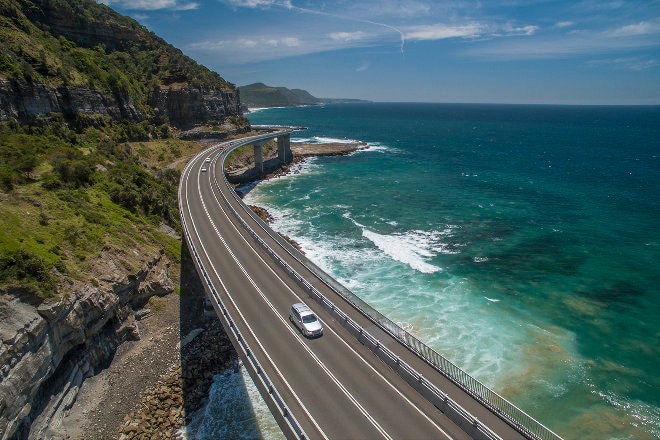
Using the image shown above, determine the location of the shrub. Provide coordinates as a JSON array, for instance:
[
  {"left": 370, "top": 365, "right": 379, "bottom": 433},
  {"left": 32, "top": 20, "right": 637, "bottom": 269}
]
[
  {"left": 51, "top": 147, "right": 95, "bottom": 187},
  {"left": 0, "top": 248, "right": 57, "bottom": 296}
]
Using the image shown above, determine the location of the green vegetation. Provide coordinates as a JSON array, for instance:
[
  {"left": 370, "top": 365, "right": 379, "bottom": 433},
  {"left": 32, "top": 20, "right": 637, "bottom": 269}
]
[
  {"left": 0, "top": 0, "right": 251, "bottom": 300},
  {"left": 0, "top": 121, "right": 209, "bottom": 298},
  {"left": 224, "top": 137, "right": 278, "bottom": 168},
  {"left": 0, "top": 0, "right": 234, "bottom": 93}
]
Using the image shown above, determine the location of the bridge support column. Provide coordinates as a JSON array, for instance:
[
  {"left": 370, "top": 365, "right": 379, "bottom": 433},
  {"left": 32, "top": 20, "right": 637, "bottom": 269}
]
[
  {"left": 277, "top": 134, "right": 292, "bottom": 164},
  {"left": 253, "top": 142, "right": 265, "bottom": 175}
]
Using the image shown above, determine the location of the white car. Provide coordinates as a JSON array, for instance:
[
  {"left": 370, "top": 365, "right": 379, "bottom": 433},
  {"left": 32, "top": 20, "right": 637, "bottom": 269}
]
[
  {"left": 201, "top": 166, "right": 207, "bottom": 172},
  {"left": 289, "top": 302, "right": 323, "bottom": 338},
  {"left": 205, "top": 157, "right": 211, "bottom": 162}
]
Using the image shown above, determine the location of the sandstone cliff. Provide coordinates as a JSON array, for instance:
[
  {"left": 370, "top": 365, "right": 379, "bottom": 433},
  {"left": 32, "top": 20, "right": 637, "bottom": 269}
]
[
  {"left": 0, "top": 247, "right": 175, "bottom": 439},
  {"left": 0, "top": 77, "right": 242, "bottom": 130},
  {"left": 0, "top": 77, "right": 143, "bottom": 125},
  {"left": 150, "top": 87, "right": 242, "bottom": 130}
]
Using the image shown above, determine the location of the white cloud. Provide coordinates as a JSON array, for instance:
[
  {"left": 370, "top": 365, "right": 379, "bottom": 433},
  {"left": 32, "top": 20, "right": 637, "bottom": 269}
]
[
  {"left": 220, "top": 0, "right": 291, "bottom": 8},
  {"left": 356, "top": 60, "right": 369, "bottom": 71},
  {"left": 241, "top": 39, "right": 258, "bottom": 48},
  {"left": 349, "top": 0, "right": 431, "bottom": 19},
  {"left": 402, "top": 21, "right": 540, "bottom": 42},
  {"left": 281, "top": 37, "right": 301, "bottom": 47},
  {"left": 555, "top": 21, "right": 574, "bottom": 29},
  {"left": 607, "top": 21, "right": 660, "bottom": 37},
  {"left": 182, "top": 1, "right": 660, "bottom": 66},
  {"left": 101, "top": 0, "right": 198, "bottom": 10},
  {"left": 329, "top": 31, "right": 366, "bottom": 42},
  {"left": 404, "top": 23, "right": 486, "bottom": 41},
  {"left": 512, "top": 25, "right": 539, "bottom": 36},
  {"left": 589, "top": 56, "right": 658, "bottom": 71},
  {"left": 187, "top": 35, "right": 312, "bottom": 63},
  {"left": 465, "top": 27, "right": 660, "bottom": 61}
]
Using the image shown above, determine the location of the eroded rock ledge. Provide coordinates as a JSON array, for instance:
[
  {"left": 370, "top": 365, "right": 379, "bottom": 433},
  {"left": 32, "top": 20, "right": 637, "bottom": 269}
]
[{"left": 0, "top": 247, "right": 175, "bottom": 439}]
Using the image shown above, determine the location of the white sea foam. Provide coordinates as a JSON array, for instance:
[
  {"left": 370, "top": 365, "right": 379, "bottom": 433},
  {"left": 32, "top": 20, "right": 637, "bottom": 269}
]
[
  {"left": 247, "top": 193, "right": 581, "bottom": 404},
  {"left": 334, "top": 204, "right": 351, "bottom": 210},
  {"left": 247, "top": 158, "right": 321, "bottom": 187},
  {"left": 291, "top": 137, "right": 314, "bottom": 143},
  {"left": 361, "top": 229, "right": 444, "bottom": 274},
  {"left": 291, "top": 136, "right": 393, "bottom": 154},
  {"left": 246, "top": 106, "right": 286, "bottom": 113},
  {"left": 362, "top": 142, "right": 394, "bottom": 153},
  {"left": 292, "top": 135, "right": 360, "bottom": 144}
]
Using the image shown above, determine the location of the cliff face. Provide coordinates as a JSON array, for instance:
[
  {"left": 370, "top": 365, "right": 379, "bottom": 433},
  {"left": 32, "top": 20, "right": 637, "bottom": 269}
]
[
  {"left": 0, "top": 78, "right": 143, "bottom": 124},
  {"left": 0, "top": 248, "right": 175, "bottom": 439},
  {"left": 151, "top": 87, "right": 242, "bottom": 130},
  {"left": 23, "top": 0, "right": 146, "bottom": 52},
  {"left": 0, "top": 77, "right": 242, "bottom": 129}
]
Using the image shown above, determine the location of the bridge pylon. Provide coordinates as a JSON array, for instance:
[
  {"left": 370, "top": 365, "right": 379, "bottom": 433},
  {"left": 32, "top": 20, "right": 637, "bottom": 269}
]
[{"left": 277, "top": 134, "right": 292, "bottom": 164}]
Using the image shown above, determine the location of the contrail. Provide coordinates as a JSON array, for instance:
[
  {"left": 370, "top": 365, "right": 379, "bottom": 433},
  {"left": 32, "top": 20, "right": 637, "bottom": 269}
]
[
  {"left": 362, "top": 19, "right": 406, "bottom": 53},
  {"left": 277, "top": 1, "right": 406, "bottom": 53}
]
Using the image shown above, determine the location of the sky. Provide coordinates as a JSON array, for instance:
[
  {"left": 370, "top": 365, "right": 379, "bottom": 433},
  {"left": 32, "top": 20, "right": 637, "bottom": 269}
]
[{"left": 99, "top": 0, "right": 660, "bottom": 105}]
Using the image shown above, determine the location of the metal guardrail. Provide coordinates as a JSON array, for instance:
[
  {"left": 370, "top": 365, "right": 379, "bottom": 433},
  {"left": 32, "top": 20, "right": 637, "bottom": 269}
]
[
  {"left": 218, "top": 132, "right": 564, "bottom": 440},
  {"left": 178, "top": 156, "right": 309, "bottom": 440},
  {"left": 214, "top": 137, "right": 499, "bottom": 440}
]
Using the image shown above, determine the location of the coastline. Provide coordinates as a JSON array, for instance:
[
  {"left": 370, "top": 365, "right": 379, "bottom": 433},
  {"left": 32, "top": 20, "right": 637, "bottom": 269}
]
[
  {"left": 227, "top": 141, "right": 366, "bottom": 186},
  {"left": 264, "top": 142, "right": 366, "bottom": 180},
  {"left": 56, "top": 140, "right": 360, "bottom": 439},
  {"left": 56, "top": 246, "right": 237, "bottom": 440},
  {"left": 241, "top": 141, "right": 365, "bottom": 253}
]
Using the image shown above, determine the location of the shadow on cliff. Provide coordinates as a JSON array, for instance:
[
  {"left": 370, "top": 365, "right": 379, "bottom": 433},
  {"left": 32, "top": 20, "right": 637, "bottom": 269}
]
[{"left": 178, "top": 241, "right": 267, "bottom": 436}]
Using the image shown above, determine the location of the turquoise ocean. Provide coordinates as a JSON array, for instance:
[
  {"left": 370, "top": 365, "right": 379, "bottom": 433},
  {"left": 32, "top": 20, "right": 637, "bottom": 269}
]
[{"left": 183, "top": 103, "right": 659, "bottom": 440}]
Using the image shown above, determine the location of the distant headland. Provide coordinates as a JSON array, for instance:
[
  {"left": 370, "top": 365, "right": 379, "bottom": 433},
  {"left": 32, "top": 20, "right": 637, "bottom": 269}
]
[{"left": 238, "top": 82, "right": 370, "bottom": 109}]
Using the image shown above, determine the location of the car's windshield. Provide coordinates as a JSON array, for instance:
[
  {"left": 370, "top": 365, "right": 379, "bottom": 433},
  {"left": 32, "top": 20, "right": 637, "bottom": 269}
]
[{"left": 302, "top": 314, "right": 317, "bottom": 324}]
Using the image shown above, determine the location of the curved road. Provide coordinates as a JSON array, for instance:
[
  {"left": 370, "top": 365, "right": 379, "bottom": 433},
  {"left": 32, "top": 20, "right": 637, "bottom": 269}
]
[{"left": 179, "top": 136, "right": 528, "bottom": 440}]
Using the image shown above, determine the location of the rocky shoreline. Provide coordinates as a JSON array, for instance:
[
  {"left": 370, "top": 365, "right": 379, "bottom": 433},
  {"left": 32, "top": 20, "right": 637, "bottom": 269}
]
[
  {"left": 245, "top": 142, "right": 365, "bottom": 253},
  {"left": 52, "top": 244, "right": 237, "bottom": 440},
  {"left": 53, "top": 141, "right": 362, "bottom": 440},
  {"left": 118, "top": 319, "right": 234, "bottom": 439},
  {"left": 271, "top": 141, "right": 366, "bottom": 178}
]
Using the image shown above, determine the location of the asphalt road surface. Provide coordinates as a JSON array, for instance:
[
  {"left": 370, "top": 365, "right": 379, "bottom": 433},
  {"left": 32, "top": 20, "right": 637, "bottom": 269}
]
[{"left": 179, "top": 137, "right": 530, "bottom": 440}]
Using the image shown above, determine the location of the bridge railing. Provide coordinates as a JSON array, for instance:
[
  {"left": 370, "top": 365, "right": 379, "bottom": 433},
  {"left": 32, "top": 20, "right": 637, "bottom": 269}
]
[
  {"left": 220, "top": 135, "right": 563, "bottom": 440},
  {"left": 179, "top": 156, "right": 309, "bottom": 440}
]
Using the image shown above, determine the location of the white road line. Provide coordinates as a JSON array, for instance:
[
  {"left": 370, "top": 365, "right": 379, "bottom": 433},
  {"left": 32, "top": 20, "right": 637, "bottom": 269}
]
[
  {"left": 198, "top": 164, "right": 394, "bottom": 440},
  {"left": 188, "top": 158, "right": 395, "bottom": 439},
  {"left": 183, "top": 158, "right": 328, "bottom": 439}
]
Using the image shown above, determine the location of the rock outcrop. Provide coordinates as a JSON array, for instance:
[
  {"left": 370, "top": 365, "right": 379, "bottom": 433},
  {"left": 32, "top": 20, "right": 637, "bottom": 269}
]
[
  {"left": 0, "top": 78, "right": 143, "bottom": 125},
  {"left": 0, "top": 78, "right": 243, "bottom": 129},
  {"left": 0, "top": 248, "right": 175, "bottom": 440},
  {"left": 151, "top": 87, "right": 242, "bottom": 130},
  {"left": 118, "top": 321, "right": 235, "bottom": 440}
]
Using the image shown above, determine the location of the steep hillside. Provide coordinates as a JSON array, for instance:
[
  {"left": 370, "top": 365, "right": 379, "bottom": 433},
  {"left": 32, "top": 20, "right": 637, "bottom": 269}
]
[
  {"left": 0, "top": 0, "right": 247, "bottom": 129},
  {"left": 0, "top": 1, "right": 250, "bottom": 438}
]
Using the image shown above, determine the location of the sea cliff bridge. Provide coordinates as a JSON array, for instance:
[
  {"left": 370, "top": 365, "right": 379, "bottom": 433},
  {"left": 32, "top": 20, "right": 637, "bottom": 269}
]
[{"left": 178, "top": 127, "right": 563, "bottom": 440}]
